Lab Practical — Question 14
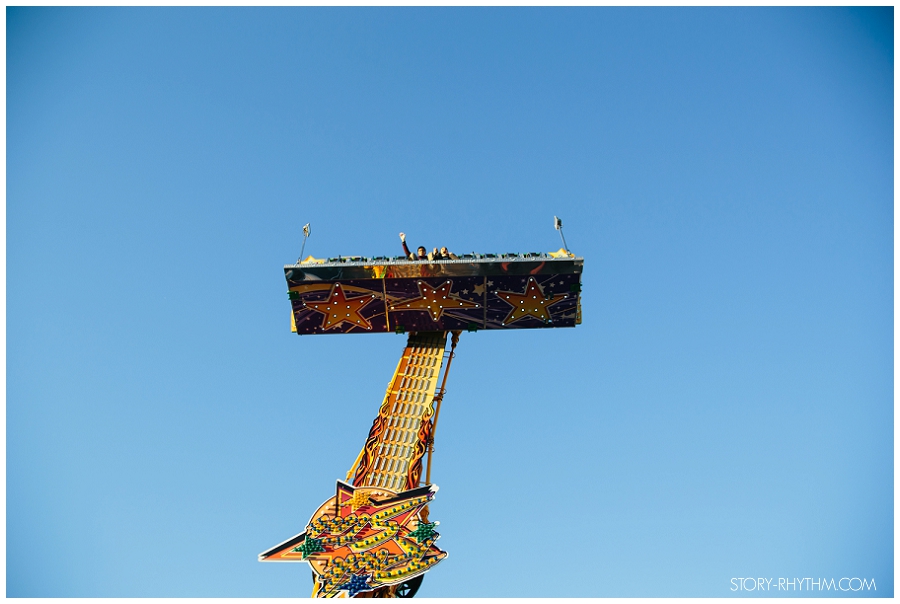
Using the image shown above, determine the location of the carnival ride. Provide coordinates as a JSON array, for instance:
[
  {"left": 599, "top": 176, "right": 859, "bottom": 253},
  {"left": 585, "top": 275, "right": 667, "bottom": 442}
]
[{"left": 260, "top": 234, "right": 584, "bottom": 598}]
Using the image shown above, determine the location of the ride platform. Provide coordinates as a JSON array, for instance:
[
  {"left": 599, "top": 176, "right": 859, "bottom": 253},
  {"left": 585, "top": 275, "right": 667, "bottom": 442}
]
[{"left": 286, "top": 252, "right": 583, "bottom": 335}]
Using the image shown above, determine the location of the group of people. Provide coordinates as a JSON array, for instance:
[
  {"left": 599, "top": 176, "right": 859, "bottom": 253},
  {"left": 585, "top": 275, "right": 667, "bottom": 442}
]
[{"left": 399, "top": 233, "right": 458, "bottom": 261}]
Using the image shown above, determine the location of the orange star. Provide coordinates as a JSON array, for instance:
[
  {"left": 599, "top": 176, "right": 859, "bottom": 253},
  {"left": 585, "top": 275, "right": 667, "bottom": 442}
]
[
  {"left": 494, "top": 277, "right": 568, "bottom": 325},
  {"left": 303, "top": 283, "right": 378, "bottom": 331},
  {"left": 390, "top": 280, "right": 480, "bottom": 322}
]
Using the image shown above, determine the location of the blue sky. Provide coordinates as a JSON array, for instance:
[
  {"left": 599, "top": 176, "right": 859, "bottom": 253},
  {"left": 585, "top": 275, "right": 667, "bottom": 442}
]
[{"left": 7, "top": 7, "right": 892, "bottom": 597}]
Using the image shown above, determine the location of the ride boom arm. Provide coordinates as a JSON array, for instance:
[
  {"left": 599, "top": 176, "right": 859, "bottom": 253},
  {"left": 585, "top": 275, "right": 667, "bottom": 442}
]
[
  {"left": 259, "top": 331, "right": 459, "bottom": 599},
  {"left": 348, "top": 331, "right": 457, "bottom": 493}
]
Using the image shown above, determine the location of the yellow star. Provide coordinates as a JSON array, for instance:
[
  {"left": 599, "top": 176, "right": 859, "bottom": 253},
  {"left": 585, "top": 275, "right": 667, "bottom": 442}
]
[
  {"left": 303, "top": 283, "right": 378, "bottom": 331},
  {"left": 343, "top": 489, "right": 372, "bottom": 512},
  {"left": 494, "top": 277, "right": 568, "bottom": 325},
  {"left": 390, "top": 280, "right": 480, "bottom": 322}
]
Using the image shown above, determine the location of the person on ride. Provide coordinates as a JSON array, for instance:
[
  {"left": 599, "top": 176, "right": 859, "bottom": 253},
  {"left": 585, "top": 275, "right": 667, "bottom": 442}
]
[
  {"left": 438, "top": 246, "right": 457, "bottom": 260},
  {"left": 399, "top": 232, "right": 430, "bottom": 260}
]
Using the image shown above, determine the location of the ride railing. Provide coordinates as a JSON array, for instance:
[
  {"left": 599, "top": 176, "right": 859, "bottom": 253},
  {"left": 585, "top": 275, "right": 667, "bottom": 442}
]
[{"left": 290, "top": 251, "right": 576, "bottom": 266}]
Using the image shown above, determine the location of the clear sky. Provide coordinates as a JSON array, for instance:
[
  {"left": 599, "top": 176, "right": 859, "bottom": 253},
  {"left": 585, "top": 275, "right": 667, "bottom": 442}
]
[{"left": 7, "top": 6, "right": 893, "bottom": 598}]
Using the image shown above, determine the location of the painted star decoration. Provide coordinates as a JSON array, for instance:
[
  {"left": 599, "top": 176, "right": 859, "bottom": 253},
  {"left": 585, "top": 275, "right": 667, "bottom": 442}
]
[
  {"left": 494, "top": 276, "right": 568, "bottom": 325},
  {"left": 340, "top": 573, "right": 372, "bottom": 597},
  {"left": 345, "top": 488, "right": 372, "bottom": 512},
  {"left": 293, "top": 536, "right": 325, "bottom": 558},
  {"left": 407, "top": 522, "right": 437, "bottom": 543},
  {"left": 303, "top": 282, "right": 378, "bottom": 331},
  {"left": 390, "top": 280, "right": 479, "bottom": 322},
  {"left": 258, "top": 481, "right": 447, "bottom": 598}
]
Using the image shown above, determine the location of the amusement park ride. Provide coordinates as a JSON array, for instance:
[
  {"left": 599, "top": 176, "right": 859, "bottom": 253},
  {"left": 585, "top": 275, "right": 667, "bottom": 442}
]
[{"left": 260, "top": 221, "right": 584, "bottom": 597}]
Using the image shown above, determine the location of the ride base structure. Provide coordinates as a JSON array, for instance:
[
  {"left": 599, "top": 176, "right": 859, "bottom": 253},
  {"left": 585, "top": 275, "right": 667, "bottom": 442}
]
[{"left": 260, "top": 251, "right": 584, "bottom": 597}]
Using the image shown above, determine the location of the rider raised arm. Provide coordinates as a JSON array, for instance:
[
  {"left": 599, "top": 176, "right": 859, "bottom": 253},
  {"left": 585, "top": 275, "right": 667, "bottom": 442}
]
[{"left": 400, "top": 232, "right": 430, "bottom": 260}]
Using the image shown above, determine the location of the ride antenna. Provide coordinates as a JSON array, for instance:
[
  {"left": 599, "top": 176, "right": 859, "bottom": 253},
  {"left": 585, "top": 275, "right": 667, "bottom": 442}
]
[
  {"left": 299, "top": 222, "right": 310, "bottom": 263},
  {"left": 554, "top": 215, "right": 569, "bottom": 253}
]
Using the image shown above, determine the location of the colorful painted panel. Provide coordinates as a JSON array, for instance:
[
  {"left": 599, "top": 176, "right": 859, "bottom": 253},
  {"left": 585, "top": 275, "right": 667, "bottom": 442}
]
[
  {"left": 288, "top": 280, "right": 388, "bottom": 334},
  {"left": 259, "top": 481, "right": 447, "bottom": 598},
  {"left": 287, "top": 258, "right": 583, "bottom": 335}
]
